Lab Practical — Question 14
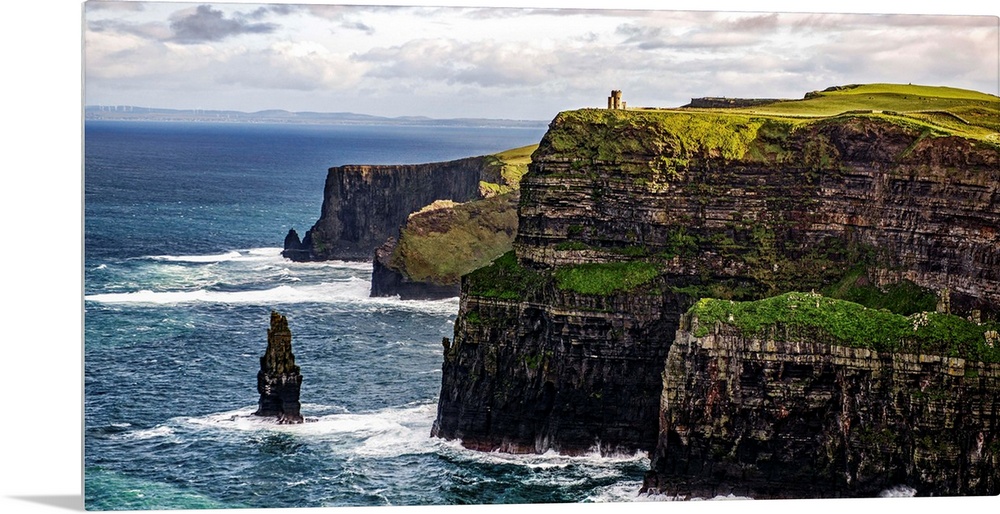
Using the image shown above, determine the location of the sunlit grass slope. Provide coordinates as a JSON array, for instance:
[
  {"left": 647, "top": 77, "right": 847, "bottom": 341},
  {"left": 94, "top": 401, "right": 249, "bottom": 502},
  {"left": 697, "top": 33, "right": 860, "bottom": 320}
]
[{"left": 717, "top": 83, "right": 1000, "bottom": 142}]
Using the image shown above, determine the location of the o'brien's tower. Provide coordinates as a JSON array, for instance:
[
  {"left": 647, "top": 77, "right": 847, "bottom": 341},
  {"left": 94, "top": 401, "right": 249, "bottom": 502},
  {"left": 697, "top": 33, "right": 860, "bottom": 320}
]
[{"left": 607, "top": 90, "right": 626, "bottom": 110}]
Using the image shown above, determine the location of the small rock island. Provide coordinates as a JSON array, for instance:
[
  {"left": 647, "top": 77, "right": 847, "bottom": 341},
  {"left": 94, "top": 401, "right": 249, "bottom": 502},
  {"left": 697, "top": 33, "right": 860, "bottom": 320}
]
[{"left": 254, "top": 311, "right": 303, "bottom": 424}]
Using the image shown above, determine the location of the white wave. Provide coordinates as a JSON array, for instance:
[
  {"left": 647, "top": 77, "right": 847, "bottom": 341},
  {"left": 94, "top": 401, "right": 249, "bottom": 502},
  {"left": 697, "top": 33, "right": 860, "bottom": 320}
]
[
  {"left": 441, "top": 439, "right": 649, "bottom": 470},
  {"left": 118, "top": 425, "right": 175, "bottom": 441},
  {"left": 85, "top": 279, "right": 372, "bottom": 305},
  {"left": 181, "top": 403, "right": 439, "bottom": 460},
  {"left": 879, "top": 485, "right": 917, "bottom": 497},
  {"left": 363, "top": 295, "right": 460, "bottom": 316},
  {"left": 288, "top": 259, "right": 375, "bottom": 272},
  {"left": 586, "top": 481, "right": 654, "bottom": 502},
  {"left": 149, "top": 251, "right": 244, "bottom": 263},
  {"left": 247, "top": 247, "right": 283, "bottom": 257}
]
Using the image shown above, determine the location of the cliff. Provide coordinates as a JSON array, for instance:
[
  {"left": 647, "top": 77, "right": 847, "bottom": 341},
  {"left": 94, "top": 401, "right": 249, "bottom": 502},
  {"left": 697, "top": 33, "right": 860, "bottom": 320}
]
[
  {"left": 368, "top": 145, "right": 533, "bottom": 299},
  {"left": 643, "top": 293, "right": 1000, "bottom": 498},
  {"left": 282, "top": 156, "right": 489, "bottom": 261},
  {"left": 433, "top": 85, "right": 1000, "bottom": 462}
]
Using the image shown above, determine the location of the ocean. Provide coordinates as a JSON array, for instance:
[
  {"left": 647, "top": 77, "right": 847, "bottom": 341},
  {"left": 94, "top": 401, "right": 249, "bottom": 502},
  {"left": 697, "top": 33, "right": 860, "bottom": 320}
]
[{"left": 82, "top": 120, "right": 655, "bottom": 510}]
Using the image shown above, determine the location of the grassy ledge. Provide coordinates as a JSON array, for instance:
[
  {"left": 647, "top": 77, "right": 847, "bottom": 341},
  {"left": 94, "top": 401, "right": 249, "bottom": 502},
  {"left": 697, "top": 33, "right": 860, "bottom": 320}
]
[
  {"left": 689, "top": 292, "right": 1000, "bottom": 363},
  {"left": 554, "top": 261, "right": 660, "bottom": 295}
]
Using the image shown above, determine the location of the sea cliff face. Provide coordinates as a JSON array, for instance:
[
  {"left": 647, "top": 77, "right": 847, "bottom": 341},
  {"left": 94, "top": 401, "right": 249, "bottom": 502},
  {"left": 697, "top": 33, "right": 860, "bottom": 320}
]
[
  {"left": 433, "top": 265, "right": 688, "bottom": 454},
  {"left": 433, "top": 105, "right": 1000, "bottom": 462},
  {"left": 644, "top": 303, "right": 1000, "bottom": 498},
  {"left": 516, "top": 111, "right": 1000, "bottom": 315},
  {"left": 283, "top": 157, "right": 488, "bottom": 261}
]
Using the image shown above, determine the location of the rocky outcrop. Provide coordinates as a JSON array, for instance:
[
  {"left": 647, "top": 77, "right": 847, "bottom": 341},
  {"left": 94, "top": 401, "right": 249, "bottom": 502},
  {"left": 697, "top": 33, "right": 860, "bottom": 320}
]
[
  {"left": 371, "top": 194, "right": 520, "bottom": 300},
  {"left": 255, "top": 311, "right": 303, "bottom": 424},
  {"left": 433, "top": 105, "right": 1000, "bottom": 460},
  {"left": 643, "top": 305, "right": 1000, "bottom": 498},
  {"left": 372, "top": 237, "right": 460, "bottom": 300},
  {"left": 283, "top": 157, "right": 493, "bottom": 261}
]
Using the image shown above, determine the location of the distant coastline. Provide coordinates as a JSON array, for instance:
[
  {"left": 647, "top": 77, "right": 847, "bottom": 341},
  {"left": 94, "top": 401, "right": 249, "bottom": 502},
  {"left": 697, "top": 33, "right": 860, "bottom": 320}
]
[{"left": 84, "top": 105, "right": 549, "bottom": 129}]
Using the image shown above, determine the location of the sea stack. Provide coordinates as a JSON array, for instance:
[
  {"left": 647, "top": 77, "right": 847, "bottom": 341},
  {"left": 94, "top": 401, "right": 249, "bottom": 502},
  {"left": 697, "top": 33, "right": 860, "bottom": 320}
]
[{"left": 254, "top": 311, "right": 303, "bottom": 424}]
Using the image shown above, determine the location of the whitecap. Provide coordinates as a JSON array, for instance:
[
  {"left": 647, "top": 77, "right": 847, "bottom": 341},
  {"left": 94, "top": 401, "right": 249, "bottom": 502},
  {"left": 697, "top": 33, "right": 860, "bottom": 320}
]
[
  {"left": 119, "top": 425, "right": 175, "bottom": 440},
  {"left": 441, "top": 440, "right": 649, "bottom": 470},
  {"left": 148, "top": 251, "right": 243, "bottom": 263},
  {"left": 84, "top": 279, "right": 372, "bottom": 305}
]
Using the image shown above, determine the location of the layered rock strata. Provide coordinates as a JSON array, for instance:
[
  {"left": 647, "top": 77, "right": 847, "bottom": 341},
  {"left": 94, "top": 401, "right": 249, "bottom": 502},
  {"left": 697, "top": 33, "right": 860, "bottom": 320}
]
[
  {"left": 515, "top": 111, "right": 1000, "bottom": 315},
  {"left": 643, "top": 311, "right": 1000, "bottom": 498},
  {"left": 433, "top": 272, "right": 690, "bottom": 454},
  {"left": 283, "top": 156, "right": 490, "bottom": 261},
  {"left": 255, "top": 311, "right": 303, "bottom": 424},
  {"left": 434, "top": 107, "right": 1000, "bottom": 458}
]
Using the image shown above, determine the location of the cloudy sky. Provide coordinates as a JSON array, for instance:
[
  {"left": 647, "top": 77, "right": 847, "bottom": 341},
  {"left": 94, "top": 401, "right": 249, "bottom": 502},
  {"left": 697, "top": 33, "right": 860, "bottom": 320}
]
[{"left": 83, "top": 1, "right": 999, "bottom": 119}]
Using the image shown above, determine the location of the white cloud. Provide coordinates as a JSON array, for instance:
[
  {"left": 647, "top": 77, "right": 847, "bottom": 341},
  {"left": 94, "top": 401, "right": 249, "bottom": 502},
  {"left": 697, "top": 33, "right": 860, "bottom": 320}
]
[{"left": 83, "top": 3, "right": 999, "bottom": 118}]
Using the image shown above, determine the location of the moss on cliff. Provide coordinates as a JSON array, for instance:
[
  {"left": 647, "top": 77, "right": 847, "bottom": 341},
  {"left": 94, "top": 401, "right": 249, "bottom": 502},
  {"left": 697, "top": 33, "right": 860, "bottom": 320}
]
[
  {"left": 536, "top": 84, "right": 999, "bottom": 181},
  {"left": 553, "top": 261, "right": 660, "bottom": 295},
  {"left": 479, "top": 144, "right": 537, "bottom": 197},
  {"left": 388, "top": 193, "right": 519, "bottom": 285},
  {"left": 465, "top": 250, "right": 544, "bottom": 300},
  {"left": 543, "top": 109, "right": 771, "bottom": 168},
  {"left": 689, "top": 292, "right": 1000, "bottom": 363}
]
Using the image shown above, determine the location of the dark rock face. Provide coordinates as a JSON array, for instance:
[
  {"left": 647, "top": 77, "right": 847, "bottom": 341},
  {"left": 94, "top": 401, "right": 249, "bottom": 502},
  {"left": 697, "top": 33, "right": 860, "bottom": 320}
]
[
  {"left": 643, "top": 318, "right": 1000, "bottom": 498},
  {"left": 282, "top": 157, "right": 489, "bottom": 262},
  {"left": 282, "top": 229, "right": 310, "bottom": 261},
  {"left": 433, "top": 280, "right": 691, "bottom": 455},
  {"left": 255, "top": 311, "right": 303, "bottom": 424},
  {"left": 371, "top": 237, "right": 460, "bottom": 300}
]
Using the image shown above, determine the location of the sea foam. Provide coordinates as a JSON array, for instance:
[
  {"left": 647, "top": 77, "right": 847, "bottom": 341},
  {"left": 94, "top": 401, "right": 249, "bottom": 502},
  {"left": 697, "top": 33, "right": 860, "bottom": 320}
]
[{"left": 85, "top": 279, "right": 372, "bottom": 305}]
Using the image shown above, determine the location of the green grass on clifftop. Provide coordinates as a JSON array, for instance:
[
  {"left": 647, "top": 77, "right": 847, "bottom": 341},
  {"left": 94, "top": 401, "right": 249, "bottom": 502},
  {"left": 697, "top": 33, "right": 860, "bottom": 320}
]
[
  {"left": 689, "top": 292, "right": 1000, "bottom": 363},
  {"left": 466, "top": 250, "right": 543, "bottom": 300},
  {"left": 722, "top": 83, "right": 1000, "bottom": 142},
  {"left": 480, "top": 144, "right": 537, "bottom": 197}
]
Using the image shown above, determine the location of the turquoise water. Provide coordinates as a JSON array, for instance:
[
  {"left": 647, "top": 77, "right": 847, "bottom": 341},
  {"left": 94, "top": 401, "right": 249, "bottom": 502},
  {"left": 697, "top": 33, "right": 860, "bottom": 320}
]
[{"left": 83, "top": 121, "right": 653, "bottom": 510}]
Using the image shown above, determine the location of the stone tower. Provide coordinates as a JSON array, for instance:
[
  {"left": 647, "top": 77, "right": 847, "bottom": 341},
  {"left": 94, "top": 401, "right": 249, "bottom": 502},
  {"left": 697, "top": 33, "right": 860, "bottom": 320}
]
[
  {"left": 254, "top": 310, "right": 303, "bottom": 423},
  {"left": 607, "top": 90, "right": 626, "bottom": 110}
]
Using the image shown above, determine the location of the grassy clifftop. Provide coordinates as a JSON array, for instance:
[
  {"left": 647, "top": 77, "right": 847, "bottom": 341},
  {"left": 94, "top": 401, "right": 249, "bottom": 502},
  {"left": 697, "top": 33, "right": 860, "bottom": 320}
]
[
  {"left": 542, "top": 84, "right": 999, "bottom": 169},
  {"left": 689, "top": 292, "right": 1000, "bottom": 363}
]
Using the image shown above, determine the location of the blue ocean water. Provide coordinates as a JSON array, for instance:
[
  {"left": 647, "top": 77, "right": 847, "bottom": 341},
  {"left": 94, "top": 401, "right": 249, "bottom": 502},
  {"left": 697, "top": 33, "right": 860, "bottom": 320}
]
[{"left": 83, "top": 121, "right": 654, "bottom": 510}]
